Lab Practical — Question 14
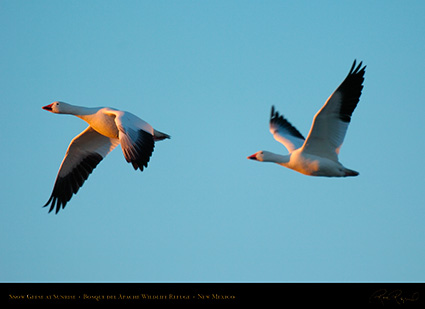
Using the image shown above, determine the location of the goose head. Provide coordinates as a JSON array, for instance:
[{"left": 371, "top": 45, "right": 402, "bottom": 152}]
[
  {"left": 247, "top": 151, "right": 270, "bottom": 162},
  {"left": 42, "top": 101, "right": 73, "bottom": 114}
]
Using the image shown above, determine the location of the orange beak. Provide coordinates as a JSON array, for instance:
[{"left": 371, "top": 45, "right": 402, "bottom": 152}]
[
  {"left": 42, "top": 103, "right": 53, "bottom": 111},
  {"left": 247, "top": 154, "right": 257, "bottom": 160}
]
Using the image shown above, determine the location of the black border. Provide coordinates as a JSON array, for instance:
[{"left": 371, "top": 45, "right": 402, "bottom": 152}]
[{"left": 2, "top": 283, "right": 425, "bottom": 307}]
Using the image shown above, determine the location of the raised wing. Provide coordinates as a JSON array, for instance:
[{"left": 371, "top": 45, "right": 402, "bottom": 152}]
[
  {"left": 44, "top": 127, "right": 119, "bottom": 213},
  {"left": 302, "top": 60, "right": 366, "bottom": 161},
  {"left": 112, "top": 110, "right": 155, "bottom": 172},
  {"left": 269, "top": 105, "right": 305, "bottom": 153}
]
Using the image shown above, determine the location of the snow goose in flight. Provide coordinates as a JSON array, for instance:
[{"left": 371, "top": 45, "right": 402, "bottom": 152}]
[
  {"left": 248, "top": 60, "right": 366, "bottom": 177},
  {"left": 42, "top": 102, "right": 170, "bottom": 213}
]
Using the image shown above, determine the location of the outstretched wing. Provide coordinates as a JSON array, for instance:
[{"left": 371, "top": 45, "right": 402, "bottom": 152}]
[
  {"left": 44, "top": 127, "right": 119, "bottom": 213},
  {"left": 269, "top": 105, "right": 305, "bottom": 153},
  {"left": 302, "top": 60, "right": 366, "bottom": 161}
]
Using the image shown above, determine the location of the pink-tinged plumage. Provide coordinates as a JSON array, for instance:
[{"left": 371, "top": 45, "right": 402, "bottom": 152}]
[
  {"left": 248, "top": 60, "right": 366, "bottom": 177},
  {"left": 42, "top": 102, "right": 170, "bottom": 213}
]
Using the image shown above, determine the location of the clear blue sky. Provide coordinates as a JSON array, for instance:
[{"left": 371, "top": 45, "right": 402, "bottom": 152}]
[{"left": 1, "top": 0, "right": 424, "bottom": 282}]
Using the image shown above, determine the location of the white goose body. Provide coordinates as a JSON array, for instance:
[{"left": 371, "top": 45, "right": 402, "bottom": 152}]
[
  {"left": 42, "top": 102, "right": 170, "bottom": 213},
  {"left": 259, "top": 150, "right": 352, "bottom": 177},
  {"left": 248, "top": 60, "right": 366, "bottom": 177}
]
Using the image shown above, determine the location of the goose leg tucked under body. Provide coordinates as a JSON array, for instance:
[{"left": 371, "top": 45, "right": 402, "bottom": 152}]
[
  {"left": 42, "top": 101, "right": 170, "bottom": 213},
  {"left": 248, "top": 60, "right": 366, "bottom": 177}
]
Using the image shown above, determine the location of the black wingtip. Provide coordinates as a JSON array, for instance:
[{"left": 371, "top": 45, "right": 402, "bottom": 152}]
[
  {"left": 336, "top": 60, "right": 367, "bottom": 123},
  {"left": 43, "top": 153, "right": 103, "bottom": 214},
  {"left": 124, "top": 129, "right": 155, "bottom": 172},
  {"left": 350, "top": 59, "right": 357, "bottom": 73},
  {"left": 270, "top": 105, "right": 283, "bottom": 122},
  {"left": 269, "top": 105, "right": 305, "bottom": 140},
  {"left": 43, "top": 196, "right": 54, "bottom": 213},
  {"left": 270, "top": 105, "right": 281, "bottom": 121},
  {"left": 43, "top": 195, "right": 65, "bottom": 214},
  {"left": 349, "top": 59, "right": 366, "bottom": 75}
]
